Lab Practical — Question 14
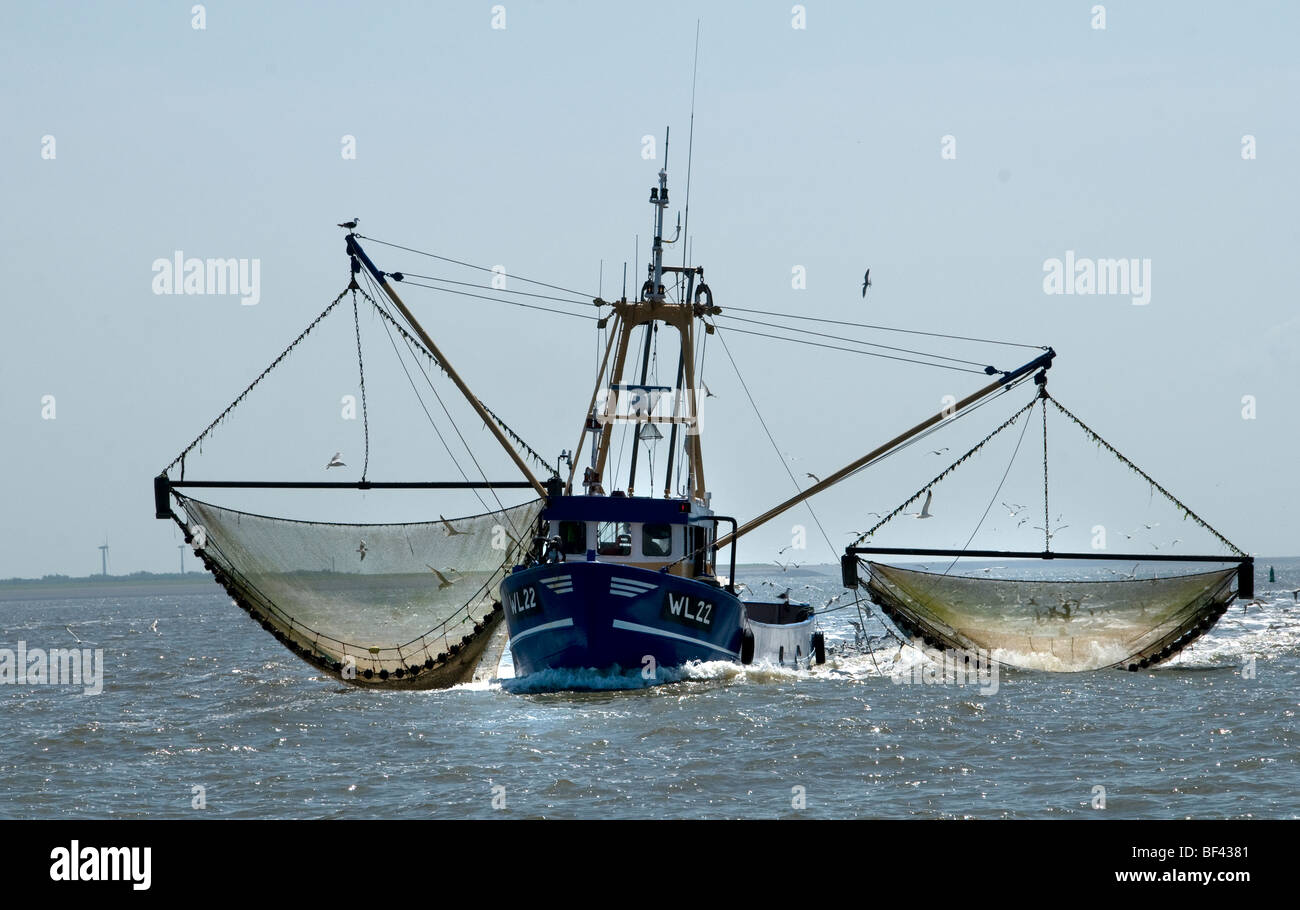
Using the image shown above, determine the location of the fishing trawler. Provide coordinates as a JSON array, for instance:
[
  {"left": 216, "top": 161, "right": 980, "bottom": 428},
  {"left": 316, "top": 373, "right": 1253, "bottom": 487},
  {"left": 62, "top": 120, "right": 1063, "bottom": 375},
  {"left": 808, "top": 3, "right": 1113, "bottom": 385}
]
[
  {"left": 495, "top": 151, "right": 813, "bottom": 675},
  {"left": 152, "top": 133, "right": 1252, "bottom": 688}
]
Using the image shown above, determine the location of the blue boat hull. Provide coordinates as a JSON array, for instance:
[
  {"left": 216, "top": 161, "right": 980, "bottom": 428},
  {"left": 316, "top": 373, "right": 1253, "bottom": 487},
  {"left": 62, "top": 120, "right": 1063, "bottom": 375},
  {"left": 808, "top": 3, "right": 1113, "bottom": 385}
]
[{"left": 500, "top": 562, "right": 744, "bottom": 676}]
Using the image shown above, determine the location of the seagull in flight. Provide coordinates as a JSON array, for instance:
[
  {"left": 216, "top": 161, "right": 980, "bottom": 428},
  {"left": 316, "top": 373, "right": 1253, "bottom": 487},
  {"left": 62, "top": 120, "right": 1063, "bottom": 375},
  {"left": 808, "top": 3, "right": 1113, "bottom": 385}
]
[
  {"left": 426, "top": 565, "right": 456, "bottom": 590},
  {"left": 913, "top": 489, "right": 934, "bottom": 519},
  {"left": 928, "top": 448, "right": 950, "bottom": 456},
  {"left": 337, "top": 218, "right": 359, "bottom": 230},
  {"left": 357, "top": 540, "right": 367, "bottom": 561},
  {"left": 861, "top": 269, "right": 872, "bottom": 298},
  {"left": 326, "top": 452, "right": 345, "bottom": 469},
  {"left": 805, "top": 472, "right": 822, "bottom": 484},
  {"left": 439, "top": 515, "right": 466, "bottom": 537},
  {"left": 702, "top": 381, "right": 717, "bottom": 399},
  {"left": 1033, "top": 513, "right": 1069, "bottom": 540}
]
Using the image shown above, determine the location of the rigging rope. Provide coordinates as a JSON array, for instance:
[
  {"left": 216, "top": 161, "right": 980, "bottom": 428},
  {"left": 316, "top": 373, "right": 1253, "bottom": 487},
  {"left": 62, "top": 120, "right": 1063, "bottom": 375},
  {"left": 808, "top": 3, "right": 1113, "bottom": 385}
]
[
  {"left": 714, "top": 323, "right": 988, "bottom": 374},
  {"left": 1043, "top": 392, "right": 1246, "bottom": 557},
  {"left": 849, "top": 394, "right": 1041, "bottom": 548},
  {"left": 719, "top": 305, "right": 1047, "bottom": 351},
  {"left": 364, "top": 282, "right": 492, "bottom": 513},
  {"left": 1041, "top": 397, "right": 1050, "bottom": 551},
  {"left": 941, "top": 396, "right": 1038, "bottom": 575},
  {"left": 397, "top": 271, "right": 596, "bottom": 308},
  {"left": 481, "top": 403, "right": 557, "bottom": 478},
  {"left": 163, "top": 287, "right": 351, "bottom": 474},
  {"left": 715, "top": 312, "right": 997, "bottom": 370},
  {"left": 351, "top": 292, "right": 371, "bottom": 481},
  {"left": 849, "top": 388, "right": 1247, "bottom": 560},
  {"left": 353, "top": 234, "right": 598, "bottom": 300},
  {"left": 356, "top": 274, "right": 523, "bottom": 527},
  {"left": 398, "top": 277, "right": 598, "bottom": 321},
  {"left": 710, "top": 324, "right": 839, "bottom": 561},
  {"left": 835, "top": 372, "right": 1037, "bottom": 491}
]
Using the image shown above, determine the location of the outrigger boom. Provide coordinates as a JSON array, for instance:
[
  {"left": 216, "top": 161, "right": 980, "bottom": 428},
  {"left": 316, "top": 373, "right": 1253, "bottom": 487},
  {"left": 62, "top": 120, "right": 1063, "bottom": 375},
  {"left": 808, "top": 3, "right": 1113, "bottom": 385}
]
[
  {"left": 346, "top": 234, "right": 550, "bottom": 499},
  {"left": 715, "top": 347, "right": 1056, "bottom": 549}
]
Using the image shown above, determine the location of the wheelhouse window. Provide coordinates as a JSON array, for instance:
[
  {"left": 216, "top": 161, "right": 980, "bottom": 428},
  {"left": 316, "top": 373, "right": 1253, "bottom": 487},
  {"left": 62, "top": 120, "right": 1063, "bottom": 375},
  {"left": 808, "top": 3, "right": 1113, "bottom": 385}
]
[
  {"left": 642, "top": 523, "right": 673, "bottom": 557},
  {"left": 597, "top": 521, "right": 632, "bottom": 556},
  {"left": 556, "top": 521, "right": 587, "bottom": 555}
]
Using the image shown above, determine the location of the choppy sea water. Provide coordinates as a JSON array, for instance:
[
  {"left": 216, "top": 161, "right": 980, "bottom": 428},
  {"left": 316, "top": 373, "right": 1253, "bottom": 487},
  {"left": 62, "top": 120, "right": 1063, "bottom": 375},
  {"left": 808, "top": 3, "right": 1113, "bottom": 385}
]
[{"left": 2, "top": 559, "right": 1297, "bottom": 819}]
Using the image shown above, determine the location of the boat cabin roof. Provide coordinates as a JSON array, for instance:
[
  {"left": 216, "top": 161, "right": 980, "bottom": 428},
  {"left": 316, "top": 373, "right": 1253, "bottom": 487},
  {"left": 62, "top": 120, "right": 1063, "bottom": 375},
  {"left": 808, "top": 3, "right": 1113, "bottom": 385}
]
[{"left": 542, "top": 494, "right": 711, "bottom": 524}]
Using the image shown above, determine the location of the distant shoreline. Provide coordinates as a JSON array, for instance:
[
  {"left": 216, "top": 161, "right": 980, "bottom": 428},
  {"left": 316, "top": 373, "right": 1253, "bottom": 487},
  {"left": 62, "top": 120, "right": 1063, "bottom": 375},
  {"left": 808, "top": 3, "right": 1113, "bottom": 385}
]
[
  {"left": 0, "top": 563, "right": 838, "bottom": 601},
  {"left": 0, "top": 573, "right": 221, "bottom": 602},
  {"left": 2, "top": 557, "right": 1289, "bottom": 603}
]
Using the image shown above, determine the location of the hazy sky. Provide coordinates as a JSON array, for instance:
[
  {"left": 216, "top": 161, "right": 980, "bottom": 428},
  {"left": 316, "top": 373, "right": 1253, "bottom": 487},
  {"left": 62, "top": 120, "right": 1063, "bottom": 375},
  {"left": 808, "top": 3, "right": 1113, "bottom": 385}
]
[{"left": 2, "top": 1, "right": 1296, "bottom": 577}]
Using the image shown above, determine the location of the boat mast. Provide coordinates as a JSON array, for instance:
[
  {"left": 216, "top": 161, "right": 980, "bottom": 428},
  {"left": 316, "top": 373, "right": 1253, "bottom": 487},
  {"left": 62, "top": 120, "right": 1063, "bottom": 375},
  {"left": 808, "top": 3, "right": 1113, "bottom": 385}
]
[
  {"left": 627, "top": 131, "right": 671, "bottom": 496},
  {"left": 346, "top": 234, "right": 550, "bottom": 499},
  {"left": 591, "top": 131, "right": 713, "bottom": 503}
]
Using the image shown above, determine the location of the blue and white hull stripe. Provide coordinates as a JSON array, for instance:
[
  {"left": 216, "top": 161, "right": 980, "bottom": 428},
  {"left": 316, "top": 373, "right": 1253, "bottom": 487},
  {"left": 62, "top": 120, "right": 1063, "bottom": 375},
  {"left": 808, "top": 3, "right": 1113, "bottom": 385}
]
[
  {"left": 610, "top": 619, "right": 738, "bottom": 657},
  {"left": 610, "top": 577, "right": 658, "bottom": 598},
  {"left": 539, "top": 575, "right": 574, "bottom": 594},
  {"left": 507, "top": 617, "right": 575, "bottom": 648}
]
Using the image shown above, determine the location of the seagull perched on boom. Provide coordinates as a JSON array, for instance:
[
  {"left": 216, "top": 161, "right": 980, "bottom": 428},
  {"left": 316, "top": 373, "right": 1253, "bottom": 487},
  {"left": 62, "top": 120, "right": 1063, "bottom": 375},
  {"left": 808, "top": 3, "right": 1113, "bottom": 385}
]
[{"left": 337, "top": 218, "right": 359, "bottom": 230}]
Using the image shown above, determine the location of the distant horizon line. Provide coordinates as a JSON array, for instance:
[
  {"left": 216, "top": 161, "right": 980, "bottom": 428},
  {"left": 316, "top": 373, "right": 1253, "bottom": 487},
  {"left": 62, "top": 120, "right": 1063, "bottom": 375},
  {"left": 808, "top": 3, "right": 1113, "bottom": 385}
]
[{"left": 5, "top": 556, "right": 1298, "bottom": 587}]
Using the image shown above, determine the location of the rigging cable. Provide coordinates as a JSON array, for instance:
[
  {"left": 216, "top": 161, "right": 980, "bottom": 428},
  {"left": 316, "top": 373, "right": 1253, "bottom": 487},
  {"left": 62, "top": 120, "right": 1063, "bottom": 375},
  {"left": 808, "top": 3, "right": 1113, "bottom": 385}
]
[
  {"left": 357, "top": 273, "right": 524, "bottom": 530},
  {"left": 1042, "top": 398, "right": 1050, "bottom": 551},
  {"left": 834, "top": 371, "right": 1037, "bottom": 493},
  {"left": 397, "top": 277, "right": 597, "bottom": 321},
  {"left": 395, "top": 272, "right": 596, "bottom": 308},
  {"left": 715, "top": 312, "right": 997, "bottom": 370},
  {"left": 940, "top": 396, "right": 1038, "bottom": 576},
  {"left": 353, "top": 234, "right": 597, "bottom": 300},
  {"left": 358, "top": 277, "right": 492, "bottom": 513},
  {"left": 847, "top": 385, "right": 1041, "bottom": 548},
  {"left": 367, "top": 279, "right": 529, "bottom": 538},
  {"left": 712, "top": 323, "right": 989, "bottom": 374},
  {"left": 163, "top": 286, "right": 351, "bottom": 474},
  {"left": 719, "top": 304, "right": 1047, "bottom": 351},
  {"left": 351, "top": 292, "right": 371, "bottom": 481},
  {"left": 709, "top": 324, "right": 839, "bottom": 562},
  {"left": 1043, "top": 392, "right": 1246, "bottom": 557}
]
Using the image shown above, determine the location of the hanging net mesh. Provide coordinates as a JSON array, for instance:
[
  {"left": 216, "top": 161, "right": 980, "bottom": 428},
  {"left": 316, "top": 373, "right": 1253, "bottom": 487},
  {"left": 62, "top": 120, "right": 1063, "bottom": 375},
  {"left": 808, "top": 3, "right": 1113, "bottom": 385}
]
[
  {"left": 177, "top": 493, "right": 544, "bottom": 688},
  {"left": 864, "top": 561, "right": 1239, "bottom": 671}
]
